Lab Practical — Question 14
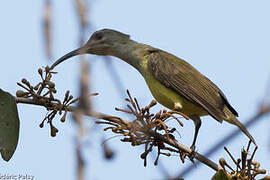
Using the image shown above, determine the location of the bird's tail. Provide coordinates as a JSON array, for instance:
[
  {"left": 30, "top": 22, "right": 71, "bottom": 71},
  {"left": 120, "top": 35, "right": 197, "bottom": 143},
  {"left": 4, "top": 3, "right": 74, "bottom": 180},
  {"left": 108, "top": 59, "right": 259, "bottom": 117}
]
[{"left": 224, "top": 108, "right": 257, "bottom": 146}]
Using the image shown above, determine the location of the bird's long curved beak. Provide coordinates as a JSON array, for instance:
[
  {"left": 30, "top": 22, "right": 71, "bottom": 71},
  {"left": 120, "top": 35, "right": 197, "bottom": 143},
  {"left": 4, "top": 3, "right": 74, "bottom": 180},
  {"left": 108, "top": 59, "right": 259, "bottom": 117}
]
[{"left": 50, "top": 45, "right": 88, "bottom": 69}]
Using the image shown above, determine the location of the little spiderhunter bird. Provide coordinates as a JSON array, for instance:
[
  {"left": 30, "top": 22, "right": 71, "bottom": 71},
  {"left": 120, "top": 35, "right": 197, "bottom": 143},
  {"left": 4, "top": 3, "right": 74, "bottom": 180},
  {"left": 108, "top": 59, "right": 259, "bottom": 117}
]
[{"left": 51, "top": 29, "right": 257, "bottom": 150}]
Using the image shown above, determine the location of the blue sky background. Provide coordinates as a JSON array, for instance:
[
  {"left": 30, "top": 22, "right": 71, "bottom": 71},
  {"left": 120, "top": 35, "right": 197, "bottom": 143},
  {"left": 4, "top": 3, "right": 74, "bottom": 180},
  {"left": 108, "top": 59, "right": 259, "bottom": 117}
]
[{"left": 1, "top": 0, "right": 270, "bottom": 179}]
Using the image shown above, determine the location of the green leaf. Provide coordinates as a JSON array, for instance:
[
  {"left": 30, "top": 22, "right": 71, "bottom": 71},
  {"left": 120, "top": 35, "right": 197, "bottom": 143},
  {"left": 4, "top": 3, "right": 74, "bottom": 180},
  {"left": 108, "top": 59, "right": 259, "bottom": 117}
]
[
  {"left": 211, "top": 169, "right": 232, "bottom": 180},
  {"left": 0, "top": 89, "right": 20, "bottom": 161}
]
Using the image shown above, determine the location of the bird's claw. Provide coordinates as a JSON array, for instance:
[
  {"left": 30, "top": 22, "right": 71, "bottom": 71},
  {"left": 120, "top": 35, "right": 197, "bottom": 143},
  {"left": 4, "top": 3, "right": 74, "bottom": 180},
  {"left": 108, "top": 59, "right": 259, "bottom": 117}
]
[{"left": 188, "top": 145, "right": 196, "bottom": 163}]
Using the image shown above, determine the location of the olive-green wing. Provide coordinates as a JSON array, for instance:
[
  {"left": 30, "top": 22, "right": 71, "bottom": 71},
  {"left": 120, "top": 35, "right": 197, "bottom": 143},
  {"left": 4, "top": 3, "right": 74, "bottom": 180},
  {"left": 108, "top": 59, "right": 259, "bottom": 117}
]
[{"left": 147, "top": 50, "right": 238, "bottom": 122}]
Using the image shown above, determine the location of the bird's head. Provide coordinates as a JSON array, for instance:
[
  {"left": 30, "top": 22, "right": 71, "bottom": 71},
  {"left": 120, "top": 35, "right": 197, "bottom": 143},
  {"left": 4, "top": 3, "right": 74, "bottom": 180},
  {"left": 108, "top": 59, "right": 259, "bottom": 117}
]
[{"left": 51, "top": 29, "right": 130, "bottom": 69}]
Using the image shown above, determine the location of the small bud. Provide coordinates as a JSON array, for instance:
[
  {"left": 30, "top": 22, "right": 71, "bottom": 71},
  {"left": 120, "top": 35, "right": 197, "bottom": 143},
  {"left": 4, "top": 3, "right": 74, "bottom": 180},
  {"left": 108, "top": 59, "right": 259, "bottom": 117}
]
[
  {"left": 64, "top": 91, "right": 70, "bottom": 102},
  {"left": 21, "top": 79, "right": 30, "bottom": 86},
  {"left": 50, "top": 126, "right": 58, "bottom": 137},
  {"left": 16, "top": 90, "right": 28, "bottom": 97},
  {"left": 124, "top": 98, "right": 130, "bottom": 102},
  {"left": 170, "top": 127, "right": 176, "bottom": 132},
  {"left": 38, "top": 68, "right": 43, "bottom": 75},
  {"left": 68, "top": 95, "right": 73, "bottom": 101},
  {"left": 149, "top": 100, "right": 157, "bottom": 107},
  {"left": 45, "top": 66, "right": 50, "bottom": 73},
  {"left": 51, "top": 130, "right": 56, "bottom": 137},
  {"left": 47, "top": 73, "right": 52, "bottom": 80},
  {"left": 39, "top": 121, "right": 44, "bottom": 128},
  {"left": 219, "top": 158, "right": 227, "bottom": 167},
  {"left": 51, "top": 88, "right": 57, "bottom": 93},
  {"left": 47, "top": 81, "right": 55, "bottom": 88},
  {"left": 21, "top": 78, "right": 27, "bottom": 84},
  {"left": 33, "top": 84, "right": 39, "bottom": 90},
  {"left": 60, "top": 111, "right": 68, "bottom": 122}
]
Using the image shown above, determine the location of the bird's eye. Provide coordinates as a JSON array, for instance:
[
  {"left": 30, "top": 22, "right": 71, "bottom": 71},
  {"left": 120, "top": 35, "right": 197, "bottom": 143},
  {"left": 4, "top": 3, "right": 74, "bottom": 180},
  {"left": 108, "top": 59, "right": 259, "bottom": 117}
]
[{"left": 94, "top": 33, "right": 103, "bottom": 40}]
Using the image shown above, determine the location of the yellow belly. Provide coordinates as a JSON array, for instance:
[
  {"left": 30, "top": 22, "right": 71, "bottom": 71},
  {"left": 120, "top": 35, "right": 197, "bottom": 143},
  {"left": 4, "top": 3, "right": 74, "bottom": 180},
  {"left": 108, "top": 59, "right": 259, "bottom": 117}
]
[{"left": 142, "top": 69, "right": 208, "bottom": 117}]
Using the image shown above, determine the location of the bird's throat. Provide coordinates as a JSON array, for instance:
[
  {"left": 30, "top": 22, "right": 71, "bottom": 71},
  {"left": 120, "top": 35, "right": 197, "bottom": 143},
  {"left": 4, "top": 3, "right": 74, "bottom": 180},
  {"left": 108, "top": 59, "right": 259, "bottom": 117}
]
[{"left": 112, "top": 41, "right": 151, "bottom": 74}]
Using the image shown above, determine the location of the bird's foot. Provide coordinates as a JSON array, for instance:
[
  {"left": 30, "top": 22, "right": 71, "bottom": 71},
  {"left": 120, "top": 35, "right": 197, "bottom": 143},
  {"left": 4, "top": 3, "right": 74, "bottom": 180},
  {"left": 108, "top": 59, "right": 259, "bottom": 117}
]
[
  {"left": 188, "top": 145, "right": 196, "bottom": 163},
  {"left": 180, "top": 146, "right": 197, "bottom": 163}
]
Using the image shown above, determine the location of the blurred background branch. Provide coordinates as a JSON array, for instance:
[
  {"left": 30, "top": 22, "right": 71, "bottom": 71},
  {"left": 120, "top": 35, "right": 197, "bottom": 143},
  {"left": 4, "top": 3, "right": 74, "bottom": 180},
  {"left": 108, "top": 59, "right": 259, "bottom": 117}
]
[
  {"left": 74, "top": 0, "right": 89, "bottom": 179},
  {"left": 43, "top": 0, "right": 52, "bottom": 59}
]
